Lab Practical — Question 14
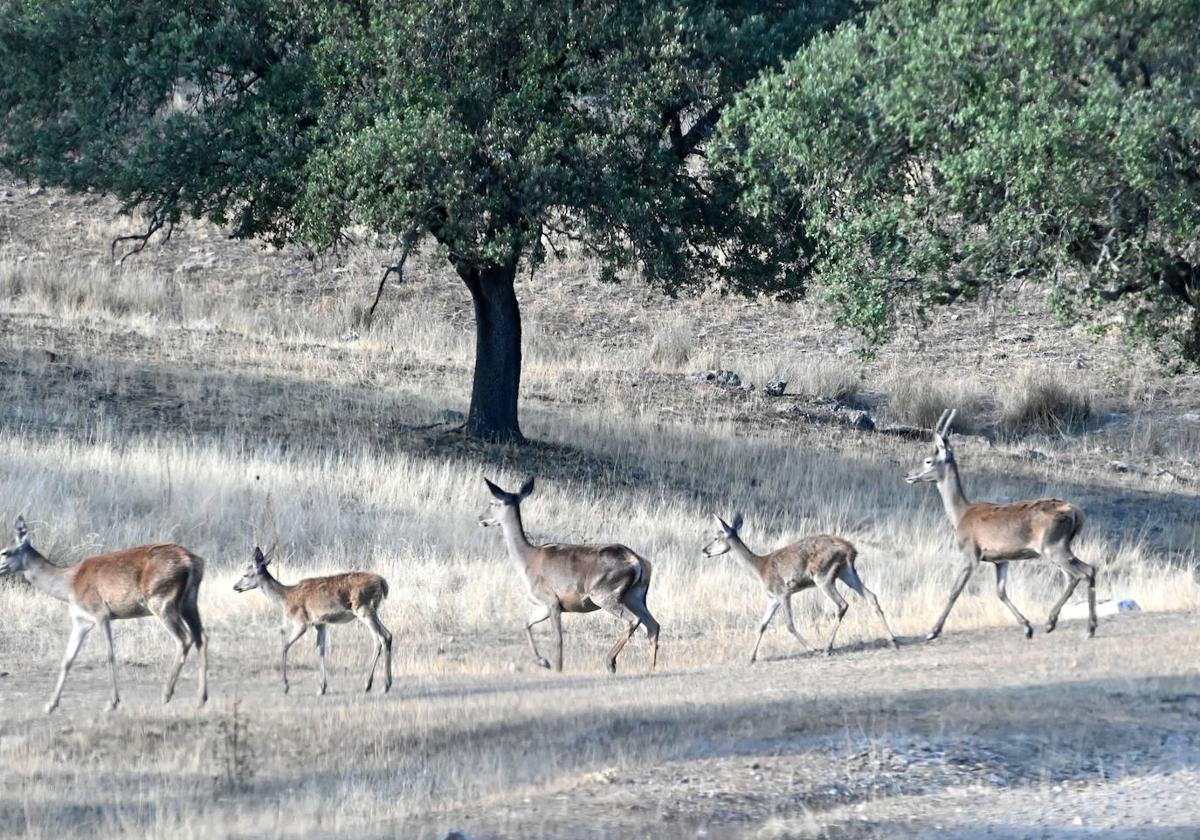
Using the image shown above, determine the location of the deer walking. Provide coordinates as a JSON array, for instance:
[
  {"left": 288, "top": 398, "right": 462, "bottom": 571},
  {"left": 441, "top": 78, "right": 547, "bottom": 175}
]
[
  {"left": 0, "top": 516, "right": 207, "bottom": 714},
  {"left": 703, "top": 514, "right": 898, "bottom": 661},
  {"left": 479, "top": 477, "right": 659, "bottom": 673},
  {"left": 905, "top": 408, "right": 1098, "bottom": 640},
  {"left": 234, "top": 547, "right": 392, "bottom": 695}
]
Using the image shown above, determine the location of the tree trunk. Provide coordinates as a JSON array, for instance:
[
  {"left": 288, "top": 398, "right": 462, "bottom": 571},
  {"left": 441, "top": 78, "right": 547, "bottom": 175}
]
[{"left": 459, "top": 262, "right": 524, "bottom": 442}]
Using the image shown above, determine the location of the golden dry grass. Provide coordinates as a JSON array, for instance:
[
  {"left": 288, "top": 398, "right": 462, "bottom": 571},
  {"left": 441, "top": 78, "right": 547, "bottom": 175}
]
[{"left": 1, "top": 182, "right": 1199, "bottom": 838}]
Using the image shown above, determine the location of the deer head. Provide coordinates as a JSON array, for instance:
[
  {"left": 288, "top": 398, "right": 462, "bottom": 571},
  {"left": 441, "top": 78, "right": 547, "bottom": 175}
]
[
  {"left": 0, "top": 515, "right": 35, "bottom": 576},
  {"left": 702, "top": 513, "right": 744, "bottom": 557},
  {"left": 478, "top": 477, "right": 535, "bottom": 527},
  {"left": 906, "top": 408, "right": 958, "bottom": 484},
  {"left": 234, "top": 545, "right": 274, "bottom": 592}
]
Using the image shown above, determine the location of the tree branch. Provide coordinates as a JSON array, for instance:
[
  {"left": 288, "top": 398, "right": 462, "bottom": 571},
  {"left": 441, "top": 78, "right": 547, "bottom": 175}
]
[{"left": 366, "top": 226, "right": 419, "bottom": 325}]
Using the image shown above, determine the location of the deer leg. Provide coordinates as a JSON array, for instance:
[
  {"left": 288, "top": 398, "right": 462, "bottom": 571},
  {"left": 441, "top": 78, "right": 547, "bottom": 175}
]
[
  {"left": 838, "top": 565, "right": 899, "bottom": 648},
  {"left": 357, "top": 609, "right": 392, "bottom": 693},
  {"left": 626, "top": 585, "right": 660, "bottom": 673},
  {"left": 280, "top": 621, "right": 307, "bottom": 695},
  {"left": 815, "top": 579, "right": 849, "bottom": 656},
  {"left": 99, "top": 619, "right": 120, "bottom": 712},
  {"left": 1046, "top": 553, "right": 1097, "bottom": 637},
  {"left": 314, "top": 625, "right": 328, "bottom": 696},
  {"left": 994, "top": 563, "right": 1034, "bottom": 639},
  {"left": 524, "top": 603, "right": 553, "bottom": 669},
  {"left": 598, "top": 601, "right": 640, "bottom": 674},
  {"left": 548, "top": 605, "right": 564, "bottom": 673},
  {"left": 155, "top": 608, "right": 191, "bottom": 705},
  {"left": 180, "top": 586, "right": 207, "bottom": 706},
  {"left": 780, "top": 594, "right": 815, "bottom": 652},
  {"left": 928, "top": 561, "right": 975, "bottom": 641},
  {"left": 46, "top": 616, "right": 93, "bottom": 714},
  {"left": 749, "top": 599, "right": 781, "bottom": 664}
]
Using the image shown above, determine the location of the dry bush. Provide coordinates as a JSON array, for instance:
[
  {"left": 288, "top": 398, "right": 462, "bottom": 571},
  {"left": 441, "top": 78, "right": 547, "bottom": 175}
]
[
  {"left": 995, "top": 368, "right": 1096, "bottom": 438},
  {"left": 643, "top": 315, "right": 695, "bottom": 370},
  {"left": 875, "top": 363, "right": 992, "bottom": 434}
]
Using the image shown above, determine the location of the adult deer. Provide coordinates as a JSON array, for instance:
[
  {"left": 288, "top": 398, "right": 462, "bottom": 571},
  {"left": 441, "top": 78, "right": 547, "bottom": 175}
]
[
  {"left": 905, "top": 408, "right": 1097, "bottom": 640},
  {"left": 479, "top": 477, "right": 659, "bottom": 673},
  {"left": 0, "top": 516, "right": 207, "bottom": 713},
  {"left": 703, "top": 514, "right": 898, "bottom": 661},
  {"left": 234, "top": 547, "right": 392, "bottom": 695}
]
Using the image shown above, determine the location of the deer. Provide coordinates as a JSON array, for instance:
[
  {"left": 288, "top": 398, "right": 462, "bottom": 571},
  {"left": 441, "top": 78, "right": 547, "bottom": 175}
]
[
  {"left": 702, "top": 514, "right": 898, "bottom": 662},
  {"left": 478, "top": 477, "right": 659, "bottom": 674},
  {"left": 905, "top": 408, "right": 1098, "bottom": 641},
  {"left": 0, "top": 516, "right": 207, "bottom": 714},
  {"left": 233, "top": 546, "right": 392, "bottom": 695}
]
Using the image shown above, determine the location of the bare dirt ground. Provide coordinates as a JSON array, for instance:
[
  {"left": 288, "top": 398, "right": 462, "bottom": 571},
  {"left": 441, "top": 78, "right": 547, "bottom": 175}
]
[{"left": 1, "top": 612, "right": 1197, "bottom": 838}]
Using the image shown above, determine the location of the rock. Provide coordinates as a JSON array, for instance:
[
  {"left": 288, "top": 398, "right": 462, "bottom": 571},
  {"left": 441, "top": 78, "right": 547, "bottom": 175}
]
[
  {"left": 1024, "top": 449, "right": 1050, "bottom": 461},
  {"left": 1108, "top": 460, "right": 1133, "bottom": 473},
  {"left": 840, "top": 409, "right": 875, "bottom": 431},
  {"left": 1155, "top": 469, "right": 1187, "bottom": 484},
  {"left": 764, "top": 378, "right": 787, "bottom": 397},
  {"left": 877, "top": 424, "right": 927, "bottom": 440},
  {"left": 688, "top": 369, "right": 742, "bottom": 388},
  {"left": 27, "top": 185, "right": 44, "bottom": 196},
  {"left": 443, "top": 832, "right": 470, "bottom": 840},
  {"left": 1061, "top": 598, "right": 1140, "bottom": 620},
  {"left": 1003, "top": 331, "right": 1034, "bottom": 343},
  {"left": 438, "top": 409, "right": 466, "bottom": 426}
]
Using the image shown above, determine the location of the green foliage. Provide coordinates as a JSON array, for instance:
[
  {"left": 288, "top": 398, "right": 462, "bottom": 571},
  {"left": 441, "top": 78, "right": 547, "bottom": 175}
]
[
  {"left": 0, "top": 0, "right": 852, "bottom": 287},
  {"left": 720, "top": 0, "right": 1200, "bottom": 362},
  {"left": 0, "top": 1, "right": 320, "bottom": 245},
  {"left": 296, "top": 0, "right": 851, "bottom": 291}
]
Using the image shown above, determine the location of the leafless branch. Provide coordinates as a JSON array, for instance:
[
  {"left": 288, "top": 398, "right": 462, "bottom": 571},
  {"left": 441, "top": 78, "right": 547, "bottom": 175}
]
[{"left": 366, "top": 227, "right": 419, "bottom": 325}]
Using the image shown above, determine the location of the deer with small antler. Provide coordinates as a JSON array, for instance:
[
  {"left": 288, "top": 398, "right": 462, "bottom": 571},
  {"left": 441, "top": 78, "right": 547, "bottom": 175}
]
[
  {"left": 479, "top": 477, "right": 659, "bottom": 673},
  {"left": 906, "top": 408, "right": 1098, "bottom": 641},
  {"left": 0, "top": 516, "right": 207, "bottom": 713},
  {"left": 234, "top": 546, "right": 392, "bottom": 695},
  {"left": 702, "top": 514, "right": 898, "bottom": 661}
]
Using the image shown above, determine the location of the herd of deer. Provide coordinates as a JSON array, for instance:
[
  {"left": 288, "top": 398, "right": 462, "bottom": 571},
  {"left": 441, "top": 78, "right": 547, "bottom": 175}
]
[{"left": 0, "top": 409, "right": 1099, "bottom": 714}]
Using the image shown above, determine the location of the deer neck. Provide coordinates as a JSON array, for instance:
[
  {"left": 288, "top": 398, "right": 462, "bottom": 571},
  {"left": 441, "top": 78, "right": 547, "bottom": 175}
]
[
  {"left": 20, "top": 549, "right": 73, "bottom": 603},
  {"left": 497, "top": 507, "right": 537, "bottom": 571},
  {"left": 727, "top": 536, "right": 769, "bottom": 579},
  {"left": 936, "top": 461, "right": 970, "bottom": 525},
  {"left": 257, "top": 568, "right": 293, "bottom": 608}
]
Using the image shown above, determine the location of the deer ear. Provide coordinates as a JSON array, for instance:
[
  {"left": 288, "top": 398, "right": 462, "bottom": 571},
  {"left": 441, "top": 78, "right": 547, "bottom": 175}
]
[
  {"left": 712, "top": 513, "right": 732, "bottom": 535},
  {"left": 517, "top": 477, "right": 535, "bottom": 501},
  {"left": 13, "top": 515, "right": 28, "bottom": 542},
  {"left": 483, "top": 477, "right": 507, "bottom": 500},
  {"left": 730, "top": 513, "right": 744, "bottom": 532},
  {"left": 253, "top": 546, "right": 271, "bottom": 567}
]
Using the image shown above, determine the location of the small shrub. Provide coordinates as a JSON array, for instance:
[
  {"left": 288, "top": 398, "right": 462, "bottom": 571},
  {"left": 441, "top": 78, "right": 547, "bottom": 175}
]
[
  {"left": 645, "top": 316, "right": 694, "bottom": 370},
  {"left": 996, "top": 369, "right": 1095, "bottom": 437},
  {"left": 877, "top": 367, "right": 991, "bottom": 435}
]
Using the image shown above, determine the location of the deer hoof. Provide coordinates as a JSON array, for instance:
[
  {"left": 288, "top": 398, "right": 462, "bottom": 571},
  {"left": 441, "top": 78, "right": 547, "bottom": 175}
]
[
  {"left": 1023, "top": 625, "right": 1034, "bottom": 639},
  {"left": 106, "top": 699, "right": 119, "bottom": 713},
  {"left": 1045, "top": 620, "right": 1058, "bottom": 634},
  {"left": 44, "top": 702, "right": 58, "bottom": 715},
  {"left": 924, "top": 632, "right": 940, "bottom": 642},
  {"left": 1087, "top": 625, "right": 1097, "bottom": 639},
  {"left": 383, "top": 680, "right": 392, "bottom": 694},
  {"left": 890, "top": 639, "right": 901, "bottom": 650},
  {"left": 535, "top": 657, "right": 551, "bottom": 670},
  {"left": 606, "top": 661, "right": 617, "bottom": 674}
]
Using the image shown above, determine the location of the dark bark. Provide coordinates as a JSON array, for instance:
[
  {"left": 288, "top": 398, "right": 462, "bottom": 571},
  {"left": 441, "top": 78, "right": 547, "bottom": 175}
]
[{"left": 457, "top": 261, "right": 524, "bottom": 442}]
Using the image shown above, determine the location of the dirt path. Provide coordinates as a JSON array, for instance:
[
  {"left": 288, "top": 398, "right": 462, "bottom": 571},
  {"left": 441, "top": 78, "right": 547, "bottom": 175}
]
[{"left": 1, "top": 609, "right": 1197, "bottom": 838}]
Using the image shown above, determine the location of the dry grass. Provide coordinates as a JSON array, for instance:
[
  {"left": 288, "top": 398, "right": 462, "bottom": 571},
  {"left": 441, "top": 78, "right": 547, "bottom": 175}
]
[{"left": 1, "top": 182, "right": 1200, "bottom": 838}]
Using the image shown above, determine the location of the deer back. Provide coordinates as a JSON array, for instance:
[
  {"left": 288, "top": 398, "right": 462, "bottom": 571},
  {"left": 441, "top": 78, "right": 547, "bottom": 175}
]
[
  {"left": 958, "top": 498, "right": 1084, "bottom": 553},
  {"left": 529, "top": 543, "right": 643, "bottom": 603},
  {"left": 71, "top": 544, "right": 201, "bottom": 619},
  {"left": 288, "top": 572, "right": 388, "bottom": 623},
  {"left": 764, "top": 535, "right": 856, "bottom": 590}
]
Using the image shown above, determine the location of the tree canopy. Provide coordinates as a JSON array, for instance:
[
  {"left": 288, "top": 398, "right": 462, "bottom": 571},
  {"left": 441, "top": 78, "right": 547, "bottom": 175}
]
[
  {"left": 719, "top": 0, "right": 1200, "bottom": 362},
  {"left": 0, "top": 0, "right": 853, "bottom": 440}
]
